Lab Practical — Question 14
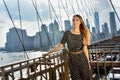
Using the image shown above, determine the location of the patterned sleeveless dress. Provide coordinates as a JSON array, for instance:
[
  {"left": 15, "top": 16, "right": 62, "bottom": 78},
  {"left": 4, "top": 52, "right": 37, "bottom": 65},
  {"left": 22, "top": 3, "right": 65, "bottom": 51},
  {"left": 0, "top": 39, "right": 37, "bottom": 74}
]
[{"left": 60, "top": 30, "right": 90, "bottom": 80}]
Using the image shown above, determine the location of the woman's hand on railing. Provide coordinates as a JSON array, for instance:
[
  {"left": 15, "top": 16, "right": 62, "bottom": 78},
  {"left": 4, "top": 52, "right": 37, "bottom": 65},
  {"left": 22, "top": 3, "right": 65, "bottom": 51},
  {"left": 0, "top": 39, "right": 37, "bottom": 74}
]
[
  {"left": 41, "top": 53, "right": 52, "bottom": 63},
  {"left": 89, "top": 65, "right": 91, "bottom": 71},
  {"left": 42, "top": 53, "right": 49, "bottom": 57}
]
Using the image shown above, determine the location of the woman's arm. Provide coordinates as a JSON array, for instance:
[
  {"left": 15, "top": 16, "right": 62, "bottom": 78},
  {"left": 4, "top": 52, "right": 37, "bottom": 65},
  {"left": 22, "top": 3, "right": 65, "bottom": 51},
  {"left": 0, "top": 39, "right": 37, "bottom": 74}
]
[
  {"left": 83, "top": 46, "right": 89, "bottom": 62},
  {"left": 83, "top": 46, "right": 91, "bottom": 70},
  {"left": 42, "top": 43, "right": 63, "bottom": 57}
]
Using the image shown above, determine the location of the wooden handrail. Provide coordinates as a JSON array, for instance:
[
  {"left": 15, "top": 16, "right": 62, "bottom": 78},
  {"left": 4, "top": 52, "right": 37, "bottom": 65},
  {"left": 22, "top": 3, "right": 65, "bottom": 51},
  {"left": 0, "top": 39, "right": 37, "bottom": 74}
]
[{"left": 90, "top": 61, "right": 120, "bottom": 67}]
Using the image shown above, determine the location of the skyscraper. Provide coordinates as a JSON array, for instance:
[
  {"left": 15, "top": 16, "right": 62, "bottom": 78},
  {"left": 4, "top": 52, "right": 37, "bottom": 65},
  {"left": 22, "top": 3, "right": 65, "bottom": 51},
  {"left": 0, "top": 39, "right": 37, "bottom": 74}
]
[
  {"left": 41, "top": 24, "right": 50, "bottom": 51},
  {"left": 54, "top": 20, "right": 59, "bottom": 31},
  {"left": 64, "top": 20, "right": 72, "bottom": 31},
  {"left": 94, "top": 12, "right": 100, "bottom": 33},
  {"left": 102, "top": 22, "right": 109, "bottom": 38},
  {"left": 86, "top": 19, "right": 90, "bottom": 31},
  {"left": 110, "top": 12, "right": 117, "bottom": 36},
  {"left": 49, "top": 23, "right": 55, "bottom": 46},
  {"left": 49, "top": 23, "right": 54, "bottom": 32},
  {"left": 6, "top": 27, "right": 34, "bottom": 52},
  {"left": 91, "top": 27, "right": 96, "bottom": 42}
]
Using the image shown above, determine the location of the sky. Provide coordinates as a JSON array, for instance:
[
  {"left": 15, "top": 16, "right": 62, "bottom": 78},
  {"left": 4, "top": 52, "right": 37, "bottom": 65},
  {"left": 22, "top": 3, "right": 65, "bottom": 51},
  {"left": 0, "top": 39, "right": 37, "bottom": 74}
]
[{"left": 0, "top": 0, "right": 120, "bottom": 47}]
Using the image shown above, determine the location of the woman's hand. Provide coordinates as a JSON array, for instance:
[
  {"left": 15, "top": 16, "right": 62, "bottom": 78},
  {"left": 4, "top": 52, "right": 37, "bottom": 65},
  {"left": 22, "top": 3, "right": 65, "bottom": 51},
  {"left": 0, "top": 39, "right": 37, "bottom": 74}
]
[
  {"left": 42, "top": 53, "right": 50, "bottom": 58},
  {"left": 89, "top": 64, "right": 91, "bottom": 71},
  {"left": 41, "top": 53, "right": 50, "bottom": 62}
]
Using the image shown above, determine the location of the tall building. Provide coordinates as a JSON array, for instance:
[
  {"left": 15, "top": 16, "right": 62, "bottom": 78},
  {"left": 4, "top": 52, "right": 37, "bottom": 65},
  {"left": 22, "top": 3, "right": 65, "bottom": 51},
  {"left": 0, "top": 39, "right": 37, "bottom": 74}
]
[
  {"left": 49, "top": 23, "right": 54, "bottom": 32},
  {"left": 48, "top": 20, "right": 63, "bottom": 47},
  {"left": 117, "top": 29, "right": 120, "bottom": 35},
  {"left": 94, "top": 12, "right": 100, "bottom": 33},
  {"left": 102, "top": 22, "right": 110, "bottom": 38},
  {"left": 34, "top": 32, "right": 42, "bottom": 50},
  {"left": 41, "top": 24, "right": 50, "bottom": 51},
  {"left": 54, "top": 20, "right": 59, "bottom": 31},
  {"left": 92, "top": 27, "right": 96, "bottom": 34},
  {"left": 86, "top": 19, "right": 90, "bottom": 31},
  {"left": 49, "top": 23, "right": 55, "bottom": 46},
  {"left": 110, "top": 12, "right": 117, "bottom": 36},
  {"left": 91, "top": 27, "right": 96, "bottom": 42},
  {"left": 5, "top": 27, "right": 34, "bottom": 52},
  {"left": 64, "top": 20, "right": 72, "bottom": 31},
  {"left": 53, "top": 20, "right": 62, "bottom": 45}
]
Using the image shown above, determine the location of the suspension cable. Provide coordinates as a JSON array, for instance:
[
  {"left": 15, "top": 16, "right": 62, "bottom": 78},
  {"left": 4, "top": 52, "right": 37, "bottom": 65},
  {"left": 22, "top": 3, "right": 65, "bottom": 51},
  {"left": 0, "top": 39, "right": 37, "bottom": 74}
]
[
  {"left": 69, "top": 0, "right": 76, "bottom": 14},
  {"left": 58, "top": 0, "right": 63, "bottom": 29},
  {"left": 3, "top": 0, "right": 29, "bottom": 59},
  {"left": 48, "top": 0, "right": 56, "bottom": 47},
  {"left": 31, "top": 0, "right": 43, "bottom": 24},
  {"left": 17, "top": 0, "right": 29, "bottom": 59},
  {"left": 75, "top": 0, "right": 82, "bottom": 14},
  {"left": 77, "top": 0, "right": 85, "bottom": 19},
  {"left": 109, "top": 0, "right": 120, "bottom": 22},
  {"left": 31, "top": 0, "right": 54, "bottom": 48},
  {"left": 65, "top": 0, "right": 70, "bottom": 20},
  {"left": 33, "top": 0, "right": 43, "bottom": 51},
  {"left": 59, "top": 0, "right": 70, "bottom": 19},
  {"left": 48, "top": 0, "right": 52, "bottom": 24},
  {"left": 48, "top": 0, "right": 64, "bottom": 31}
]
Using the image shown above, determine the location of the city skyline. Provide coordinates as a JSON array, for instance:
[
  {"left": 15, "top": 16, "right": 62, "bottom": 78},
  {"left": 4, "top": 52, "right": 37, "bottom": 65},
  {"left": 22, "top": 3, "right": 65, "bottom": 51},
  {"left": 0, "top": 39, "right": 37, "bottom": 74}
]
[
  {"left": 4, "top": 11, "right": 120, "bottom": 52},
  {"left": 0, "top": 0, "right": 120, "bottom": 47}
]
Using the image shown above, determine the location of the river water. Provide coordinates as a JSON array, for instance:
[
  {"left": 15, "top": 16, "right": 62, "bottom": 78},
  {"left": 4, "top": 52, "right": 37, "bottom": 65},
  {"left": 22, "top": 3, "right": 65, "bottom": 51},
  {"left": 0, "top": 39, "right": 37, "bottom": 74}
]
[{"left": 0, "top": 51, "right": 46, "bottom": 66}]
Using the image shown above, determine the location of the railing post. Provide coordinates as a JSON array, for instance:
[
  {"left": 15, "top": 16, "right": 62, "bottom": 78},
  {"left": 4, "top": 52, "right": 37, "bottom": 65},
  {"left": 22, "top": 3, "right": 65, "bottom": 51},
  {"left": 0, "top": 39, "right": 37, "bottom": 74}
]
[
  {"left": 62, "top": 49, "right": 70, "bottom": 80},
  {"left": 1, "top": 67, "right": 9, "bottom": 80},
  {"left": 49, "top": 68, "right": 56, "bottom": 80}
]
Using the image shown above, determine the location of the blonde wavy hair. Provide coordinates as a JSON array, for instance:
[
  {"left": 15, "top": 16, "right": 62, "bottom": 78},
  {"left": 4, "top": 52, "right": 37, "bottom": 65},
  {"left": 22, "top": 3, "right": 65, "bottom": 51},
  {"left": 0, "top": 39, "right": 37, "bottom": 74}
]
[{"left": 73, "top": 14, "right": 91, "bottom": 45}]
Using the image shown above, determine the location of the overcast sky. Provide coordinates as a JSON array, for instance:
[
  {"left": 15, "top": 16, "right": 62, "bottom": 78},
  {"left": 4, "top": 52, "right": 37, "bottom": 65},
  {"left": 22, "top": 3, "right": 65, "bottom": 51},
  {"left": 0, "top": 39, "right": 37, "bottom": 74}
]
[{"left": 0, "top": 0, "right": 120, "bottom": 47}]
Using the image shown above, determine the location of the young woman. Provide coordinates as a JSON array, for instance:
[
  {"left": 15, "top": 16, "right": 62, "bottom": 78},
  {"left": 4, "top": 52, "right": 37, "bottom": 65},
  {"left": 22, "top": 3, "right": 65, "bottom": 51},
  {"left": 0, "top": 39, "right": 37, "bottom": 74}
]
[{"left": 43, "top": 14, "right": 91, "bottom": 80}]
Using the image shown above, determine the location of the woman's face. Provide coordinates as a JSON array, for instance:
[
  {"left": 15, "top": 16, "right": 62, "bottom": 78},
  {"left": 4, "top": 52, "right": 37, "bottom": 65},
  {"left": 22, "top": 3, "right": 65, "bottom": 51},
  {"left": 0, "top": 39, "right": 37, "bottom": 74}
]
[{"left": 72, "top": 16, "right": 81, "bottom": 28}]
